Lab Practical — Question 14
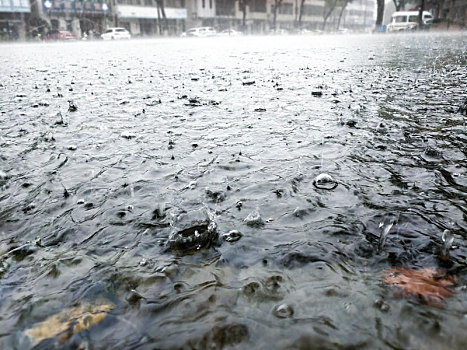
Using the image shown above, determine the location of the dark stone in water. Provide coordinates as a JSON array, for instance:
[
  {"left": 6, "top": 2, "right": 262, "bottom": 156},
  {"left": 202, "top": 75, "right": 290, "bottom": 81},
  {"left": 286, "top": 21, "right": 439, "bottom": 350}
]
[
  {"left": 68, "top": 101, "right": 78, "bottom": 112},
  {"left": 346, "top": 120, "right": 357, "bottom": 128},
  {"left": 242, "top": 80, "right": 255, "bottom": 86},
  {"left": 206, "top": 189, "right": 226, "bottom": 203}
]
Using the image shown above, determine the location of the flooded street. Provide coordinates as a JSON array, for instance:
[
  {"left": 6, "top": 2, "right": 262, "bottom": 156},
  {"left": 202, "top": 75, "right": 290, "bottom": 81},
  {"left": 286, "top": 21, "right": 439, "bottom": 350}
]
[{"left": 1, "top": 33, "right": 466, "bottom": 349}]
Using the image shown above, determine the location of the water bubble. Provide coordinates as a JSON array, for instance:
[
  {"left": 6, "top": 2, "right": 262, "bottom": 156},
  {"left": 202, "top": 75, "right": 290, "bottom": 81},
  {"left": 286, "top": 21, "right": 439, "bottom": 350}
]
[
  {"left": 313, "top": 173, "right": 338, "bottom": 190},
  {"left": 272, "top": 303, "right": 294, "bottom": 319}
]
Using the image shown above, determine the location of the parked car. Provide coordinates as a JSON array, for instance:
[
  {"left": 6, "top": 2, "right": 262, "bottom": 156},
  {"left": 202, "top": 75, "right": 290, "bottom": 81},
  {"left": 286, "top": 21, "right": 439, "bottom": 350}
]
[
  {"left": 217, "top": 29, "right": 242, "bottom": 37},
  {"left": 44, "top": 29, "right": 77, "bottom": 41},
  {"left": 181, "top": 27, "right": 217, "bottom": 37},
  {"left": 387, "top": 11, "right": 433, "bottom": 32},
  {"left": 101, "top": 28, "right": 131, "bottom": 40}
]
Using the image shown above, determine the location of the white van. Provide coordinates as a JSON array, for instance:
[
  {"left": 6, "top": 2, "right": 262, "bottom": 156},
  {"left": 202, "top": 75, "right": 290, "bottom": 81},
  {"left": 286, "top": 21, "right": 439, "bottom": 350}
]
[{"left": 387, "top": 11, "right": 433, "bottom": 32}]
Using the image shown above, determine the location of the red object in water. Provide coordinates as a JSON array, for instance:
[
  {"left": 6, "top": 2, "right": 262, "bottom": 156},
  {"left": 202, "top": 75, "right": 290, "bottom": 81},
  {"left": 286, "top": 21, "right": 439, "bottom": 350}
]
[
  {"left": 44, "top": 29, "right": 77, "bottom": 41},
  {"left": 384, "top": 267, "right": 455, "bottom": 307}
]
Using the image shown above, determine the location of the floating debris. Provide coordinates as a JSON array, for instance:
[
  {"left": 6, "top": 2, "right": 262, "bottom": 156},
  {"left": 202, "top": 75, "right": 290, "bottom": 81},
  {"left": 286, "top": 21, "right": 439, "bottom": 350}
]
[
  {"left": 383, "top": 267, "right": 455, "bottom": 307},
  {"left": 24, "top": 301, "right": 114, "bottom": 346},
  {"left": 313, "top": 173, "right": 338, "bottom": 190}
]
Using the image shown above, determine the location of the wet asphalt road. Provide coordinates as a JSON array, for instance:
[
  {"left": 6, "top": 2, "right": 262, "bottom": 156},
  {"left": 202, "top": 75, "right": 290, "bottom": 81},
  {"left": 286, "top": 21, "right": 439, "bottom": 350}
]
[{"left": 1, "top": 33, "right": 466, "bottom": 349}]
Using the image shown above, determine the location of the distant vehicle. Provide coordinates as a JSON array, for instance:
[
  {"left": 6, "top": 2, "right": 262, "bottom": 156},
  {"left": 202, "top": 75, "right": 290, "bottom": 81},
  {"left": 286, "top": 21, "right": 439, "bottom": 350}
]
[
  {"left": 101, "top": 28, "right": 131, "bottom": 40},
  {"left": 387, "top": 11, "right": 433, "bottom": 32},
  {"left": 217, "top": 29, "right": 242, "bottom": 37},
  {"left": 44, "top": 29, "right": 77, "bottom": 41},
  {"left": 181, "top": 27, "right": 217, "bottom": 37},
  {"left": 269, "top": 28, "right": 289, "bottom": 35}
]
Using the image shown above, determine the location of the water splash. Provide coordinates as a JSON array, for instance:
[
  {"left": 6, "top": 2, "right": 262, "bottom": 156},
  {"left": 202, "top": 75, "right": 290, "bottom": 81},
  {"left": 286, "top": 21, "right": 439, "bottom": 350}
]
[
  {"left": 440, "top": 229, "right": 454, "bottom": 261},
  {"left": 377, "top": 215, "right": 398, "bottom": 252}
]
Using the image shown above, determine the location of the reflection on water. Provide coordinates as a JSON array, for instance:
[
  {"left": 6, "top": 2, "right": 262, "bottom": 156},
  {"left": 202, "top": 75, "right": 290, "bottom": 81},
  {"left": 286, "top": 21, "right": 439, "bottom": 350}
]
[{"left": 0, "top": 33, "right": 466, "bottom": 349}]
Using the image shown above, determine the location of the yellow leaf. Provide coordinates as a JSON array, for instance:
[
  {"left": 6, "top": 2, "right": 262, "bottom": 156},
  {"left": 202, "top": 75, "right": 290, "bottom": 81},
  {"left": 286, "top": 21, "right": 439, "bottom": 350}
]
[{"left": 24, "top": 301, "right": 114, "bottom": 346}]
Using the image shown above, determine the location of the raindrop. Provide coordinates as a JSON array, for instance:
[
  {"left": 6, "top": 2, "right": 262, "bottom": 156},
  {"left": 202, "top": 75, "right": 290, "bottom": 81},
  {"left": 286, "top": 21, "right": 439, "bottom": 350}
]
[
  {"left": 272, "top": 303, "right": 294, "bottom": 319},
  {"left": 313, "top": 173, "right": 338, "bottom": 190}
]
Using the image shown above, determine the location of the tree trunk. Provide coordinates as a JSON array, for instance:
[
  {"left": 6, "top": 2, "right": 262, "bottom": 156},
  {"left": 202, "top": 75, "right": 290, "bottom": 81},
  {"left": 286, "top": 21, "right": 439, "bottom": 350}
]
[
  {"left": 239, "top": 0, "right": 247, "bottom": 29},
  {"left": 336, "top": 0, "right": 349, "bottom": 30},
  {"left": 392, "top": 0, "right": 406, "bottom": 11},
  {"left": 298, "top": 0, "right": 305, "bottom": 28},
  {"left": 418, "top": 0, "right": 425, "bottom": 29},
  {"left": 272, "top": 0, "right": 283, "bottom": 31},
  {"left": 156, "top": 0, "right": 168, "bottom": 35},
  {"left": 376, "top": 0, "right": 385, "bottom": 26},
  {"left": 322, "top": 0, "right": 337, "bottom": 31}
]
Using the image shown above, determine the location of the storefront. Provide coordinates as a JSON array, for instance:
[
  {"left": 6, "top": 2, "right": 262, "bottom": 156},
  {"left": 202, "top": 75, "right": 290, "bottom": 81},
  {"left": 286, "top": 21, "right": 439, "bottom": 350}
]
[
  {"left": 116, "top": 5, "right": 187, "bottom": 36},
  {"left": 0, "top": 0, "right": 30, "bottom": 40}
]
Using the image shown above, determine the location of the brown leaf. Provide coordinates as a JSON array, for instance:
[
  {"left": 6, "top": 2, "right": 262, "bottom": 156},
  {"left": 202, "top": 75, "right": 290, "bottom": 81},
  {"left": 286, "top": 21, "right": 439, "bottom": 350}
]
[{"left": 383, "top": 267, "right": 455, "bottom": 307}]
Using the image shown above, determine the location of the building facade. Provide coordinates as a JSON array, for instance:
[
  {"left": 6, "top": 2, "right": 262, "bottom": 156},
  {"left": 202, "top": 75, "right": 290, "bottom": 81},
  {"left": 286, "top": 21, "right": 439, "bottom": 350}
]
[
  {"left": 113, "top": 0, "right": 187, "bottom": 36},
  {"left": 185, "top": 0, "right": 326, "bottom": 33}
]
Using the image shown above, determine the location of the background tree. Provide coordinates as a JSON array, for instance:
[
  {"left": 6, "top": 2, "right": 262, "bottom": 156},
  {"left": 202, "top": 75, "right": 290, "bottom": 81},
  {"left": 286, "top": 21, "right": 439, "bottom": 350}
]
[
  {"left": 298, "top": 0, "right": 306, "bottom": 28},
  {"left": 272, "top": 0, "right": 283, "bottom": 30},
  {"left": 418, "top": 0, "right": 426, "bottom": 28},
  {"left": 322, "top": 0, "right": 338, "bottom": 31},
  {"left": 156, "top": 0, "right": 168, "bottom": 35},
  {"left": 392, "top": 0, "right": 406, "bottom": 11},
  {"left": 336, "top": 0, "right": 351, "bottom": 30},
  {"left": 238, "top": 0, "right": 251, "bottom": 30},
  {"left": 376, "top": 0, "right": 385, "bottom": 26}
]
